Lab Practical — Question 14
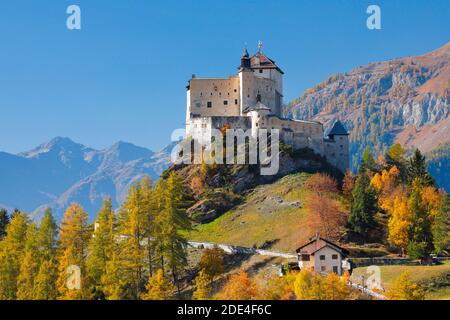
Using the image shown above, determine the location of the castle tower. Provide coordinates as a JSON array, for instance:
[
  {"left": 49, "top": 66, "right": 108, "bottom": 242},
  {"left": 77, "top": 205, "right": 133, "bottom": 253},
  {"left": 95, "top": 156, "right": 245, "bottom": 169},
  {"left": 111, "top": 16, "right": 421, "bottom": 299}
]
[
  {"left": 238, "top": 48, "right": 255, "bottom": 115},
  {"left": 326, "top": 120, "right": 350, "bottom": 172}
]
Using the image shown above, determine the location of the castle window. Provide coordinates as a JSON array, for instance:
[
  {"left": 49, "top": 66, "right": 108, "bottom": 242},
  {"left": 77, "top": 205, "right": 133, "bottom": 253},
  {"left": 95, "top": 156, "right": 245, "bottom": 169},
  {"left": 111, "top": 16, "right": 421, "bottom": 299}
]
[
  {"left": 195, "top": 102, "right": 201, "bottom": 108},
  {"left": 340, "top": 145, "right": 343, "bottom": 148},
  {"left": 207, "top": 101, "right": 212, "bottom": 108},
  {"left": 234, "top": 89, "right": 237, "bottom": 92},
  {"left": 235, "top": 99, "right": 238, "bottom": 105},
  {"left": 259, "top": 69, "right": 263, "bottom": 73},
  {"left": 224, "top": 100, "right": 228, "bottom": 106}
]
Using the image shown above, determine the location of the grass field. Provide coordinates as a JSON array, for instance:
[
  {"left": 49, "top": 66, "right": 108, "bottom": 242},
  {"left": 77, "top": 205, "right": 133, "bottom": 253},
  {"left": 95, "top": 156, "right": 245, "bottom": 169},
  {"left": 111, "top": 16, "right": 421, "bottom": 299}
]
[
  {"left": 187, "top": 173, "right": 324, "bottom": 253},
  {"left": 352, "top": 261, "right": 450, "bottom": 300}
]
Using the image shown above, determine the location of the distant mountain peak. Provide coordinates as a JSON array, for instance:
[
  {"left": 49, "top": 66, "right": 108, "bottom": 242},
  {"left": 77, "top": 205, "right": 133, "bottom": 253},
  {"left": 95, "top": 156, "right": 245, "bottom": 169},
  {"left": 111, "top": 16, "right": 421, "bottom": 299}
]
[
  {"left": 19, "top": 136, "right": 94, "bottom": 159},
  {"left": 0, "top": 138, "right": 173, "bottom": 222}
]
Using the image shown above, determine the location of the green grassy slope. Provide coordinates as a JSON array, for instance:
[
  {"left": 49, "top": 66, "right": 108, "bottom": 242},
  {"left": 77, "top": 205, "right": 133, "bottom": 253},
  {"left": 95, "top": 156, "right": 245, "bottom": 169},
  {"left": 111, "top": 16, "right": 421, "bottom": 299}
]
[
  {"left": 187, "top": 172, "right": 344, "bottom": 253},
  {"left": 353, "top": 261, "right": 450, "bottom": 300}
]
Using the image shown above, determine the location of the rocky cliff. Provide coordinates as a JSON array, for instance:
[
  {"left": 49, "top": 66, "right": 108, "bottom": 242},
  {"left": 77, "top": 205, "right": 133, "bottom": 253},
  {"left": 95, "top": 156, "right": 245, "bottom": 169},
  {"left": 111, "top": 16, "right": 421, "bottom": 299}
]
[{"left": 286, "top": 42, "right": 450, "bottom": 190}]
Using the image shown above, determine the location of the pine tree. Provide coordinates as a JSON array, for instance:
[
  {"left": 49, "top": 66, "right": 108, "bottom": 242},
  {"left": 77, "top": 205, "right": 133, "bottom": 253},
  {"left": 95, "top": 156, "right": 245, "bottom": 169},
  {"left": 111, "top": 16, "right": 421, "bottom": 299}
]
[
  {"left": 433, "top": 196, "right": 449, "bottom": 254},
  {"left": 141, "top": 269, "right": 175, "bottom": 300},
  {"left": 87, "top": 197, "right": 115, "bottom": 298},
  {"left": 57, "top": 203, "right": 91, "bottom": 300},
  {"left": 0, "top": 208, "right": 9, "bottom": 240},
  {"left": 17, "top": 223, "right": 40, "bottom": 300},
  {"left": 349, "top": 172, "right": 377, "bottom": 233},
  {"left": 192, "top": 269, "right": 212, "bottom": 300},
  {"left": 361, "top": 148, "right": 377, "bottom": 172},
  {"left": 408, "top": 149, "right": 434, "bottom": 186},
  {"left": 407, "top": 179, "right": 433, "bottom": 259}
]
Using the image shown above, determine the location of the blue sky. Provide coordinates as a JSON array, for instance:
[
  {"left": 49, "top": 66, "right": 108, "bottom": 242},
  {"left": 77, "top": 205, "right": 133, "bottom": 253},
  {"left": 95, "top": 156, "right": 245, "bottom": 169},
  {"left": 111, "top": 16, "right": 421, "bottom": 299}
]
[{"left": 0, "top": 0, "right": 449, "bottom": 153}]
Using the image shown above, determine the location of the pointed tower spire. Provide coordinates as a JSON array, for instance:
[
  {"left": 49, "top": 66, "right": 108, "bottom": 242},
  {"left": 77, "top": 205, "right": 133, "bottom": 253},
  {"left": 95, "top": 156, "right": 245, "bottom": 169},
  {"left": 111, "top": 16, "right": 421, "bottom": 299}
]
[{"left": 239, "top": 47, "right": 252, "bottom": 70}]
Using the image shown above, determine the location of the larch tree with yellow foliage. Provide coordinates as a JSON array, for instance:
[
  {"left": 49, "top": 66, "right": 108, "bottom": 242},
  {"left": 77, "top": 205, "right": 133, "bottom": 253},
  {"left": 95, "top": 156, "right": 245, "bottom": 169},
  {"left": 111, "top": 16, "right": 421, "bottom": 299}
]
[
  {"left": 192, "top": 269, "right": 212, "bottom": 300},
  {"left": 216, "top": 271, "right": 258, "bottom": 300},
  {"left": 141, "top": 269, "right": 175, "bottom": 300},
  {"left": 0, "top": 212, "right": 29, "bottom": 300},
  {"left": 86, "top": 197, "right": 116, "bottom": 299},
  {"left": 386, "top": 271, "right": 426, "bottom": 300},
  {"left": 262, "top": 272, "right": 296, "bottom": 300},
  {"left": 116, "top": 183, "right": 147, "bottom": 300},
  {"left": 321, "top": 272, "right": 350, "bottom": 300},
  {"left": 57, "top": 203, "right": 91, "bottom": 300},
  {"left": 34, "top": 208, "right": 59, "bottom": 300},
  {"left": 198, "top": 246, "right": 225, "bottom": 283},
  {"left": 387, "top": 195, "right": 411, "bottom": 256},
  {"left": 16, "top": 223, "right": 40, "bottom": 300}
]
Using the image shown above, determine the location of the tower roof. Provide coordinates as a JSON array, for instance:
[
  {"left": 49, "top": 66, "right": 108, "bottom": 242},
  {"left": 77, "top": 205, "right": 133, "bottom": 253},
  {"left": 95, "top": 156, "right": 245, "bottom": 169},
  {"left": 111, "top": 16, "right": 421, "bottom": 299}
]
[
  {"left": 250, "top": 52, "right": 284, "bottom": 74},
  {"left": 328, "top": 120, "right": 349, "bottom": 137}
]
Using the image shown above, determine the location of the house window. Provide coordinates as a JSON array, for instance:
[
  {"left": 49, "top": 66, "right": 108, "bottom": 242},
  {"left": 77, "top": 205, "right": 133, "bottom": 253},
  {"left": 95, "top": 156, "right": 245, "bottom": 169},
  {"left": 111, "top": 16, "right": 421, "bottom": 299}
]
[
  {"left": 333, "top": 266, "right": 338, "bottom": 273},
  {"left": 320, "top": 255, "right": 326, "bottom": 261},
  {"left": 224, "top": 100, "right": 228, "bottom": 106},
  {"left": 332, "top": 254, "right": 338, "bottom": 260},
  {"left": 195, "top": 102, "right": 201, "bottom": 108},
  {"left": 301, "top": 254, "right": 310, "bottom": 261},
  {"left": 259, "top": 69, "right": 263, "bottom": 73},
  {"left": 321, "top": 266, "right": 326, "bottom": 272},
  {"left": 207, "top": 101, "right": 212, "bottom": 108}
]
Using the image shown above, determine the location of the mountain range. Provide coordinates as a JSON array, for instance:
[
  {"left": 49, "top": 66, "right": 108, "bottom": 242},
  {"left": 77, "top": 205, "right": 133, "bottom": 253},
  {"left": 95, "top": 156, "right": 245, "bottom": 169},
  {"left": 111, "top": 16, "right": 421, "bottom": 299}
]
[
  {"left": 0, "top": 137, "right": 173, "bottom": 222},
  {"left": 286, "top": 42, "right": 450, "bottom": 191}
]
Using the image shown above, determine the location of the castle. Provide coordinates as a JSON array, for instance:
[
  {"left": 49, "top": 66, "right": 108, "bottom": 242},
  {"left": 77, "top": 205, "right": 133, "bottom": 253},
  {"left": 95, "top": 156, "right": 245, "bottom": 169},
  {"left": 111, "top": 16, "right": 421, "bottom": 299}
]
[{"left": 185, "top": 46, "right": 349, "bottom": 173}]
